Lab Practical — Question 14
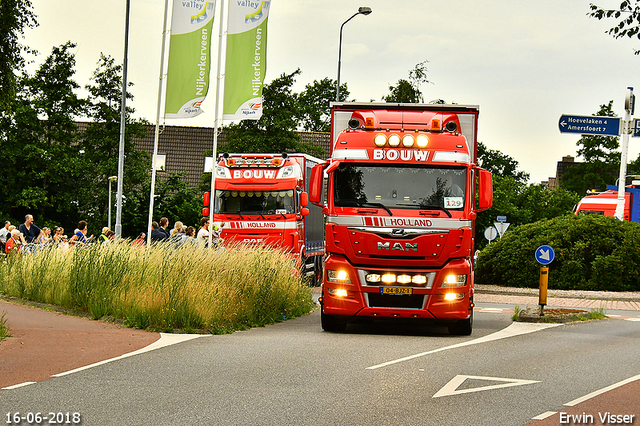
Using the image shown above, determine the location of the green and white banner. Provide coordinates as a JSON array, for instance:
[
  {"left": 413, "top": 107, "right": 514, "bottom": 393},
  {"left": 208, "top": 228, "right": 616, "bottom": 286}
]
[
  {"left": 223, "top": 0, "right": 270, "bottom": 120},
  {"left": 164, "top": 0, "right": 216, "bottom": 119}
]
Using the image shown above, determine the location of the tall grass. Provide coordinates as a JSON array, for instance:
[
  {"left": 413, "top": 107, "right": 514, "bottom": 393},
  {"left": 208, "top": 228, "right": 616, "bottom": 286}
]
[
  {"left": 0, "top": 311, "right": 10, "bottom": 341},
  {"left": 0, "top": 242, "right": 315, "bottom": 334}
]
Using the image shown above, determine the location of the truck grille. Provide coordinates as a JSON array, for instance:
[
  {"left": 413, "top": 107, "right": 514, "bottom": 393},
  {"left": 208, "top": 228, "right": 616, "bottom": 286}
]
[{"left": 366, "top": 293, "right": 427, "bottom": 309}]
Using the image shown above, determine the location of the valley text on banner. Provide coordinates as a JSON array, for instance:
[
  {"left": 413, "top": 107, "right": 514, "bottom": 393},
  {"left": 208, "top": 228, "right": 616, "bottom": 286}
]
[
  {"left": 164, "top": 0, "right": 216, "bottom": 119},
  {"left": 223, "top": 0, "right": 270, "bottom": 120}
]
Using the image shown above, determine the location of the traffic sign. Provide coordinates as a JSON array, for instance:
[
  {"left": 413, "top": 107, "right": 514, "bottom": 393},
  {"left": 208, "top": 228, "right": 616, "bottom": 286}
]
[
  {"left": 484, "top": 226, "right": 497, "bottom": 242},
  {"left": 535, "top": 245, "right": 555, "bottom": 265},
  {"left": 558, "top": 114, "right": 621, "bottom": 136},
  {"left": 494, "top": 222, "right": 510, "bottom": 238},
  {"left": 633, "top": 118, "right": 640, "bottom": 137},
  {"left": 496, "top": 215, "right": 507, "bottom": 222}
]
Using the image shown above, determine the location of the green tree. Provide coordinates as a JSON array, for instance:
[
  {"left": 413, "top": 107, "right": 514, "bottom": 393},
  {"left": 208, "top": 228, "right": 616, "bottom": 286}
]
[
  {"left": 2, "top": 42, "right": 86, "bottom": 228},
  {"left": 477, "top": 141, "right": 530, "bottom": 183},
  {"left": 223, "top": 69, "right": 323, "bottom": 156},
  {"left": 298, "top": 77, "right": 349, "bottom": 132},
  {"left": 82, "top": 54, "right": 151, "bottom": 235},
  {"left": 0, "top": 0, "right": 37, "bottom": 109},
  {"left": 589, "top": 1, "right": 640, "bottom": 53},
  {"left": 383, "top": 60, "right": 431, "bottom": 103},
  {"left": 560, "top": 101, "right": 620, "bottom": 193}
]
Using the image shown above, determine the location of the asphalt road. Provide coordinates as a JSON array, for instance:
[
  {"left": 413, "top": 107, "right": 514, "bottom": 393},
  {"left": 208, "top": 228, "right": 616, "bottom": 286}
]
[{"left": 1, "top": 306, "right": 639, "bottom": 426}]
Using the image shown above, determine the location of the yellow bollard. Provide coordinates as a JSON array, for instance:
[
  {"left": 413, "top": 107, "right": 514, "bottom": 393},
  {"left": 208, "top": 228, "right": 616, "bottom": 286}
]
[{"left": 539, "top": 267, "right": 548, "bottom": 316}]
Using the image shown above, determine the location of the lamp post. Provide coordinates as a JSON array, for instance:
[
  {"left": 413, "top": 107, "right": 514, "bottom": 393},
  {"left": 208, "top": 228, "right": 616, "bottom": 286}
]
[
  {"left": 108, "top": 176, "right": 118, "bottom": 231},
  {"left": 336, "top": 6, "right": 372, "bottom": 101}
]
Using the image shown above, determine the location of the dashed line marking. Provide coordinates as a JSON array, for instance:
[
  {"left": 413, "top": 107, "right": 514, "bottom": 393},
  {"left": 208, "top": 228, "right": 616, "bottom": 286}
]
[
  {"left": 1, "top": 382, "right": 36, "bottom": 390},
  {"left": 532, "top": 411, "right": 557, "bottom": 420}
]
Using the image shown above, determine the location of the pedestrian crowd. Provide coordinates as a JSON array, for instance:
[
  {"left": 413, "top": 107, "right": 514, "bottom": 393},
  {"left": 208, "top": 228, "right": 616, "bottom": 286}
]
[{"left": 0, "top": 215, "right": 224, "bottom": 256}]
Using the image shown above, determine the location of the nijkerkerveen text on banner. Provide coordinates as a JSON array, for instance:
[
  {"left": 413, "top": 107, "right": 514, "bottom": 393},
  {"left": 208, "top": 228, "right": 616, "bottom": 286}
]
[
  {"left": 164, "top": 0, "right": 216, "bottom": 119},
  {"left": 223, "top": 0, "right": 270, "bottom": 120}
]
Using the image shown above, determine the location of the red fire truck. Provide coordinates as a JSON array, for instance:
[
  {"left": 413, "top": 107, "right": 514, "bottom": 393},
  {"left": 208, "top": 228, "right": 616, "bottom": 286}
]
[
  {"left": 204, "top": 153, "right": 325, "bottom": 283},
  {"left": 309, "top": 103, "right": 493, "bottom": 334}
]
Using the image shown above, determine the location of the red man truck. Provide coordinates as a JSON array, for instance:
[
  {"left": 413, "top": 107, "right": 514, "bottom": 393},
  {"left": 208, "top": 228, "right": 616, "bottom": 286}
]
[
  {"left": 204, "top": 153, "right": 325, "bottom": 283},
  {"left": 309, "top": 102, "right": 493, "bottom": 334}
]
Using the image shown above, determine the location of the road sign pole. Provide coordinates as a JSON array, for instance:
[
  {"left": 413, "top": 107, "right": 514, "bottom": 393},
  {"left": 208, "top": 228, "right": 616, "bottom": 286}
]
[
  {"left": 615, "top": 87, "right": 634, "bottom": 220},
  {"left": 539, "top": 267, "right": 548, "bottom": 316}
]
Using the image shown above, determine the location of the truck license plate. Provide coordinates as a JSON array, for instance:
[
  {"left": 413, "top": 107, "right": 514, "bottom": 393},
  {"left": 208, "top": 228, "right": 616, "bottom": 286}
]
[{"left": 381, "top": 287, "right": 413, "bottom": 295}]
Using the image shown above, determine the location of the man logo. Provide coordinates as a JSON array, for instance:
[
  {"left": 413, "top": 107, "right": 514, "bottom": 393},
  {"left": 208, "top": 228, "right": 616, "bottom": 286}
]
[{"left": 377, "top": 242, "right": 418, "bottom": 251}]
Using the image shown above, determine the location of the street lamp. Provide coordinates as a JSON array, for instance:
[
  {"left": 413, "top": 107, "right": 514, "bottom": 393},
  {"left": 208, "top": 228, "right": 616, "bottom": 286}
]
[
  {"left": 108, "top": 176, "right": 118, "bottom": 230},
  {"left": 336, "top": 6, "right": 372, "bottom": 101}
]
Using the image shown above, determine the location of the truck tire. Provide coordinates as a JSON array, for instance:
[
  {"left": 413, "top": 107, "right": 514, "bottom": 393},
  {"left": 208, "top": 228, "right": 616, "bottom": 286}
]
[
  {"left": 448, "top": 310, "right": 473, "bottom": 336},
  {"left": 321, "top": 310, "right": 347, "bottom": 332}
]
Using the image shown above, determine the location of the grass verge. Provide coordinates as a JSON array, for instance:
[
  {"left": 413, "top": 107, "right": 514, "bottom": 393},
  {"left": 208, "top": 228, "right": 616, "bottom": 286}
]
[
  {"left": 0, "top": 242, "right": 315, "bottom": 334},
  {"left": 0, "top": 311, "right": 10, "bottom": 341}
]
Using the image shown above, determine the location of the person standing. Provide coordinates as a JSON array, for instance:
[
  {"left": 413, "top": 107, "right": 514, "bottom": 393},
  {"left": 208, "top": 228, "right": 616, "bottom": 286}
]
[
  {"left": 5, "top": 229, "right": 26, "bottom": 254},
  {"left": 159, "top": 217, "right": 171, "bottom": 239},
  {"left": 150, "top": 221, "right": 168, "bottom": 243},
  {"left": 69, "top": 220, "right": 89, "bottom": 245},
  {"left": 18, "top": 215, "right": 43, "bottom": 244},
  {"left": 0, "top": 221, "right": 10, "bottom": 252},
  {"left": 197, "top": 217, "right": 210, "bottom": 245}
]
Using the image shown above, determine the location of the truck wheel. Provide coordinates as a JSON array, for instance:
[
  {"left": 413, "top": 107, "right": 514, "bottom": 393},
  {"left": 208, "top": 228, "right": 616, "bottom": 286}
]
[
  {"left": 448, "top": 310, "right": 473, "bottom": 336},
  {"left": 321, "top": 311, "right": 347, "bottom": 332}
]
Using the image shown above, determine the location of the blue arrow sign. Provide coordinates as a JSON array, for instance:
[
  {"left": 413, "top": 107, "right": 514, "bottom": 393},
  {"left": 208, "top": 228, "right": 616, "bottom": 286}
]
[
  {"left": 535, "top": 245, "right": 555, "bottom": 265},
  {"left": 558, "top": 114, "right": 621, "bottom": 136}
]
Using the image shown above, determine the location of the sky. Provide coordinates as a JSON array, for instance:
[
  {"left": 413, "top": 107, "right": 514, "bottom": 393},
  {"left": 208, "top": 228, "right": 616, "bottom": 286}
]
[{"left": 23, "top": 0, "right": 640, "bottom": 184}]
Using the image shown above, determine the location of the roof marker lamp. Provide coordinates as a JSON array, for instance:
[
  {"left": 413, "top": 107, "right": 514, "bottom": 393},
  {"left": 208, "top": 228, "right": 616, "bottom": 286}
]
[
  {"left": 416, "top": 134, "right": 429, "bottom": 148},
  {"left": 402, "top": 134, "right": 415, "bottom": 147}
]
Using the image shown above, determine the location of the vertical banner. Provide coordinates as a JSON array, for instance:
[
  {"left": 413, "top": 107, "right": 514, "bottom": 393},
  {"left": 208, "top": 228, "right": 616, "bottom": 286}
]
[
  {"left": 164, "top": 0, "right": 216, "bottom": 119},
  {"left": 223, "top": 0, "right": 270, "bottom": 120}
]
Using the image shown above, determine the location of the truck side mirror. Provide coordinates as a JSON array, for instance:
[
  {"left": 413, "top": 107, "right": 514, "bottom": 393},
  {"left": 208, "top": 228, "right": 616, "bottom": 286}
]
[
  {"left": 300, "top": 207, "right": 309, "bottom": 217},
  {"left": 300, "top": 192, "right": 309, "bottom": 207},
  {"left": 477, "top": 168, "right": 493, "bottom": 211},
  {"left": 309, "top": 164, "right": 326, "bottom": 206}
]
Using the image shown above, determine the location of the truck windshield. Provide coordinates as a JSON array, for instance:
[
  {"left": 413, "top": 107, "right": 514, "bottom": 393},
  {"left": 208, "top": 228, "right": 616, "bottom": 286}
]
[
  {"left": 215, "top": 190, "right": 295, "bottom": 215},
  {"left": 333, "top": 164, "right": 467, "bottom": 211}
]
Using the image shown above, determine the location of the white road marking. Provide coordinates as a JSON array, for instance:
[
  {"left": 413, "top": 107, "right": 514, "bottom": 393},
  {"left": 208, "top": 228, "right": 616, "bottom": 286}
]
[
  {"left": 532, "top": 411, "right": 557, "bottom": 420},
  {"left": 625, "top": 318, "right": 640, "bottom": 322},
  {"left": 52, "top": 333, "right": 209, "bottom": 378},
  {"left": 366, "top": 322, "right": 562, "bottom": 370},
  {"left": 477, "top": 307, "right": 504, "bottom": 312},
  {"left": 1, "top": 382, "right": 36, "bottom": 390},
  {"left": 433, "top": 374, "right": 540, "bottom": 398},
  {"left": 564, "top": 373, "right": 640, "bottom": 407}
]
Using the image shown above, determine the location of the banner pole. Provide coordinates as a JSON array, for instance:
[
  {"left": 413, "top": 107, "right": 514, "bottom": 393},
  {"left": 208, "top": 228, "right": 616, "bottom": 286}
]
[
  {"left": 208, "top": 0, "right": 227, "bottom": 247},
  {"left": 147, "top": 0, "right": 171, "bottom": 245}
]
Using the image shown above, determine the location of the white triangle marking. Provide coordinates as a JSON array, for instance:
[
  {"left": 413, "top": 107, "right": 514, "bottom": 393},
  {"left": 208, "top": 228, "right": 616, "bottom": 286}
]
[{"left": 433, "top": 375, "right": 540, "bottom": 398}]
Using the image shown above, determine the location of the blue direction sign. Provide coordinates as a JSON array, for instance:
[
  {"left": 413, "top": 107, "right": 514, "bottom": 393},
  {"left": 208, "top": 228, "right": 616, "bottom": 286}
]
[
  {"left": 535, "top": 245, "right": 555, "bottom": 265},
  {"left": 558, "top": 114, "right": 621, "bottom": 136}
]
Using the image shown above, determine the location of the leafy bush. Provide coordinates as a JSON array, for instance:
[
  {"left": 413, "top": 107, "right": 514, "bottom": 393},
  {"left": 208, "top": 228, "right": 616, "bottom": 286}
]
[{"left": 476, "top": 214, "right": 640, "bottom": 291}]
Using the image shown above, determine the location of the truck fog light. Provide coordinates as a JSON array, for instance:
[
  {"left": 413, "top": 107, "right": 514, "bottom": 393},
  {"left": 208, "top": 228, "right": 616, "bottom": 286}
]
[
  {"left": 444, "top": 293, "right": 464, "bottom": 301},
  {"left": 374, "top": 134, "right": 387, "bottom": 147},
  {"left": 381, "top": 273, "right": 396, "bottom": 284},
  {"left": 366, "top": 274, "right": 381, "bottom": 283},
  {"left": 397, "top": 274, "right": 412, "bottom": 284},
  {"left": 327, "top": 288, "right": 348, "bottom": 297},
  {"left": 412, "top": 275, "right": 427, "bottom": 285},
  {"left": 388, "top": 134, "right": 400, "bottom": 147}
]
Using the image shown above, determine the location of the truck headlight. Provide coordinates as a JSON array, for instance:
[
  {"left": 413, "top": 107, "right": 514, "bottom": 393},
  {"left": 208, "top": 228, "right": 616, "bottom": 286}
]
[
  {"left": 442, "top": 274, "right": 466, "bottom": 287},
  {"left": 327, "top": 269, "right": 352, "bottom": 284}
]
